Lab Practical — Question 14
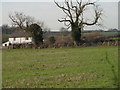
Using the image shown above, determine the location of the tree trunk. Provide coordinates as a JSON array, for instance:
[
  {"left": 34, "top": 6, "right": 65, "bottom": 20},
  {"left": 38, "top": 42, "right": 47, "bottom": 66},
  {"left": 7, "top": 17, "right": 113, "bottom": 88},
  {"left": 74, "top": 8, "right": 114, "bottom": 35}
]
[{"left": 71, "top": 25, "right": 81, "bottom": 46}]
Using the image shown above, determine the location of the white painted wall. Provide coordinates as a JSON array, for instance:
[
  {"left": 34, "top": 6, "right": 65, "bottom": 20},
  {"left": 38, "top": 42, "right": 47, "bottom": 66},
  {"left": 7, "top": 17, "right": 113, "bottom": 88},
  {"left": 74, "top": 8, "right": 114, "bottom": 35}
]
[
  {"left": 9, "top": 37, "right": 32, "bottom": 44},
  {"left": 2, "top": 37, "right": 32, "bottom": 46},
  {"left": 2, "top": 41, "right": 10, "bottom": 46}
]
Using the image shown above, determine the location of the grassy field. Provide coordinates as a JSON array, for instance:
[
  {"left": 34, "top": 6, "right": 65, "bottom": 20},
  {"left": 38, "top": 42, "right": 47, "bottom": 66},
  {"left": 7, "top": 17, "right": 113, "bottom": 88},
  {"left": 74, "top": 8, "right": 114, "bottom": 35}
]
[{"left": 2, "top": 46, "right": 118, "bottom": 88}]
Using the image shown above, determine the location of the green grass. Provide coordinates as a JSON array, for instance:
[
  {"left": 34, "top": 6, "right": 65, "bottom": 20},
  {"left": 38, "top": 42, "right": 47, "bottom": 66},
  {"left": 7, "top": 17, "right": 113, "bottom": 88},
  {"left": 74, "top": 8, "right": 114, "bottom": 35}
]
[
  {"left": 2, "top": 46, "right": 118, "bottom": 88},
  {"left": 106, "top": 37, "right": 120, "bottom": 40},
  {"left": 100, "top": 32, "right": 118, "bottom": 36}
]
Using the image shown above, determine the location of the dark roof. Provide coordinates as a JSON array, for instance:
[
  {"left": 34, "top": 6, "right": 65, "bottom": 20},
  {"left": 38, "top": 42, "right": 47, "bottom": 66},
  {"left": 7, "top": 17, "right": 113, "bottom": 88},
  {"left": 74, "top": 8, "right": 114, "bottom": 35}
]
[{"left": 9, "top": 31, "right": 30, "bottom": 38}]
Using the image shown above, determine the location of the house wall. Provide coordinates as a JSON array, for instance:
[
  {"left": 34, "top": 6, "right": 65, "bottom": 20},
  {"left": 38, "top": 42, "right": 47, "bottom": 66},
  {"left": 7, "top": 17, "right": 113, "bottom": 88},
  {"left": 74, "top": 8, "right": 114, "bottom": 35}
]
[
  {"left": 2, "top": 41, "right": 10, "bottom": 46},
  {"left": 2, "top": 37, "right": 33, "bottom": 46},
  {"left": 9, "top": 37, "right": 32, "bottom": 44}
]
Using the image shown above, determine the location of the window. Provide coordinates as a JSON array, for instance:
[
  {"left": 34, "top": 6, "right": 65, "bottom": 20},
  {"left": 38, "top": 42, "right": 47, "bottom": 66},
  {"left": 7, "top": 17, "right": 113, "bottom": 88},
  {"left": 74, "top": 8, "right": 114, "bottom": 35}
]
[
  {"left": 5, "top": 44, "right": 7, "bottom": 47},
  {"left": 26, "top": 37, "right": 29, "bottom": 40},
  {"left": 13, "top": 37, "right": 16, "bottom": 41},
  {"left": 9, "top": 43, "right": 11, "bottom": 46}
]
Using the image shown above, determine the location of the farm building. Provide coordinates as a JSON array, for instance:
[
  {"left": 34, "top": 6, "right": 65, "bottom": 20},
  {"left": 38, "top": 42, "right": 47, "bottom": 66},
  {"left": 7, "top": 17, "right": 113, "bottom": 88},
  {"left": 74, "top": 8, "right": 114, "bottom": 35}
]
[
  {"left": 2, "top": 37, "right": 32, "bottom": 47},
  {"left": 2, "top": 31, "right": 33, "bottom": 47}
]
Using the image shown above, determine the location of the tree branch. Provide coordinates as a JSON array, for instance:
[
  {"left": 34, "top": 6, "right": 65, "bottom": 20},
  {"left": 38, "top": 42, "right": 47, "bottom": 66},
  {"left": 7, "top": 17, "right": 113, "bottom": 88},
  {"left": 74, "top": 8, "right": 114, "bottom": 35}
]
[
  {"left": 54, "top": 1, "right": 69, "bottom": 11},
  {"left": 58, "top": 19, "right": 71, "bottom": 22},
  {"left": 54, "top": 0, "right": 74, "bottom": 23},
  {"left": 83, "top": 7, "right": 102, "bottom": 26},
  {"left": 9, "top": 14, "right": 23, "bottom": 29},
  {"left": 82, "top": 2, "right": 96, "bottom": 9}
]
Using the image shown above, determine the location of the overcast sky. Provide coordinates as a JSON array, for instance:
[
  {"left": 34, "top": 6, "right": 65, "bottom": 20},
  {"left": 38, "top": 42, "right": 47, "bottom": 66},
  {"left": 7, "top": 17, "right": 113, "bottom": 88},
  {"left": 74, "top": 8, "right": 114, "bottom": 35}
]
[{"left": 0, "top": 0, "right": 119, "bottom": 31}]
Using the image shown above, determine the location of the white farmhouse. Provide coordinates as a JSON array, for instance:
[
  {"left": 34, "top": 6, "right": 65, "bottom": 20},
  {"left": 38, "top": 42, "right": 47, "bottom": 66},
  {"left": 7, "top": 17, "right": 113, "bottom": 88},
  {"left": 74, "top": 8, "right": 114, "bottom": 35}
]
[{"left": 2, "top": 37, "right": 32, "bottom": 47}]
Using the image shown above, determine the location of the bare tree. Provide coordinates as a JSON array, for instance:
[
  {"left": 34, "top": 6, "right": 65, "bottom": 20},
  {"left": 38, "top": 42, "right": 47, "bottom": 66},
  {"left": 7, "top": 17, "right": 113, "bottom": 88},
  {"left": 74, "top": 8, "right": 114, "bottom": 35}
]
[
  {"left": 9, "top": 12, "right": 44, "bottom": 31},
  {"left": 9, "top": 12, "right": 27, "bottom": 29},
  {"left": 54, "top": 0, "right": 103, "bottom": 45}
]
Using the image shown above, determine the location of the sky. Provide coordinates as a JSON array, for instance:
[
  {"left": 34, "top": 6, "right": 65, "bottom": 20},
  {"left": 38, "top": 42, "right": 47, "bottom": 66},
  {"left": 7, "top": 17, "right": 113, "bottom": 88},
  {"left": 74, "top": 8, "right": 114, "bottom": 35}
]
[
  {"left": 0, "top": 0, "right": 119, "bottom": 31},
  {"left": 1, "top": 0, "right": 120, "bottom": 2}
]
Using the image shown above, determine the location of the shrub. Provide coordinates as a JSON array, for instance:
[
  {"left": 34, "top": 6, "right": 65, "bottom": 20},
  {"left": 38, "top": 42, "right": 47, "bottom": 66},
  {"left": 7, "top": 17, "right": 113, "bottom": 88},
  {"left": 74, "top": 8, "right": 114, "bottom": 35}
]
[{"left": 49, "top": 36, "right": 56, "bottom": 44}]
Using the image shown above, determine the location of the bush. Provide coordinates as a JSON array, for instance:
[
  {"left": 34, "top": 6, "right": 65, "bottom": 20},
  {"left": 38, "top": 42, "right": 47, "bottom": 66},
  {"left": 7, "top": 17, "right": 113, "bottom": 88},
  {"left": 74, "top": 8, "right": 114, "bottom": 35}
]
[
  {"left": 28, "top": 24, "right": 43, "bottom": 46},
  {"left": 49, "top": 36, "right": 56, "bottom": 44}
]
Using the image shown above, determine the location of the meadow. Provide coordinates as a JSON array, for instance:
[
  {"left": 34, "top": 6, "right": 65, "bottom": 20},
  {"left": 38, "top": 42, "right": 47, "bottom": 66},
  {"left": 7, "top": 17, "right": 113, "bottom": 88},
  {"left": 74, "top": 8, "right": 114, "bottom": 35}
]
[{"left": 2, "top": 46, "right": 118, "bottom": 88}]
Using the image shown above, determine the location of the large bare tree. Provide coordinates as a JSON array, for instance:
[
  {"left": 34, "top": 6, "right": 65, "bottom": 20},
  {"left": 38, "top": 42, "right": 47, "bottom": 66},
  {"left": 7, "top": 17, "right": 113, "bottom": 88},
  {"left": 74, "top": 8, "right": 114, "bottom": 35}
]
[{"left": 55, "top": 0, "right": 103, "bottom": 45}]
